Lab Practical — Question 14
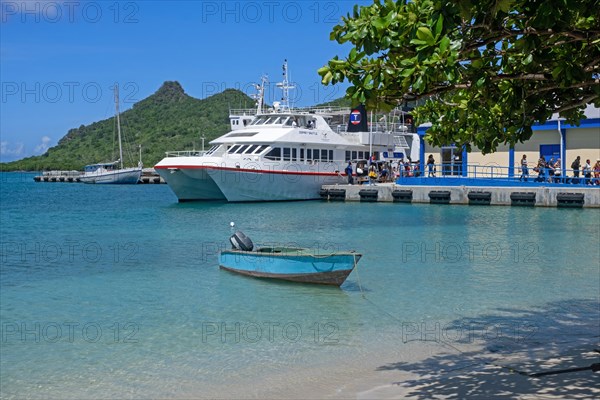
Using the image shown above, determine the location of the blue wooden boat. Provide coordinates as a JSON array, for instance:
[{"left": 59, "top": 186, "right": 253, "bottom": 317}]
[{"left": 219, "top": 231, "right": 362, "bottom": 286}]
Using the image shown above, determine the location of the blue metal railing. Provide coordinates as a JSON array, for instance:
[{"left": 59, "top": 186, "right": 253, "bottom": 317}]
[{"left": 397, "top": 163, "right": 599, "bottom": 186}]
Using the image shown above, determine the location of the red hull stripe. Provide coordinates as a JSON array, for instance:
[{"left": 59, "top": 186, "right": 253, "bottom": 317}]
[{"left": 155, "top": 164, "right": 341, "bottom": 177}]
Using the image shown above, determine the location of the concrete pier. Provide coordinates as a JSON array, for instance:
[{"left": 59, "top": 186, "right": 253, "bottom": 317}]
[
  {"left": 33, "top": 168, "right": 166, "bottom": 184},
  {"left": 321, "top": 183, "right": 600, "bottom": 208}
]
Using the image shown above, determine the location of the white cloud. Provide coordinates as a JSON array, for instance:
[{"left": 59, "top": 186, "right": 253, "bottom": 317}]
[
  {"left": 34, "top": 135, "right": 51, "bottom": 154},
  {"left": 0, "top": 141, "right": 24, "bottom": 156}
]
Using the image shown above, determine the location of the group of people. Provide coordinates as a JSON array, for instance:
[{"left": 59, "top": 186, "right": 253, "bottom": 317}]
[
  {"left": 345, "top": 158, "right": 421, "bottom": 185},
  {"left": 395, "top": 159, "right": 421, "bottom": 179},
  {"left": 520, "top": 154, "right": 600, "bottom": 185}
]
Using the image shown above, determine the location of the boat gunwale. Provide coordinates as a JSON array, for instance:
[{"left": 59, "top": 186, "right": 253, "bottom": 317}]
[{"left": 220, "top": 247, "right": 362, "bottom": 259}]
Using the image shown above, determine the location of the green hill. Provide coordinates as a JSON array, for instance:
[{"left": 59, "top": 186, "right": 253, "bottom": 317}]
[
  {"left": 315, "top": 97, "right": 353, "bottom": 108},
  {"left": 1, "top": 82, "right": 255, "bottom": 171}
]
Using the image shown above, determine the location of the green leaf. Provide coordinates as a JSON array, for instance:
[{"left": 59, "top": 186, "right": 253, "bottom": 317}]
[
  {"left": 364, "top": 81, "right": 374, "bottom": 90},
  {"left": 317, "top": 66, "right": 329, "bottom": 76},
  {"left": 523, "top": 54, "right": 533, "bottom": 65},
  {"left": 413, "top": 75, "right": 424, "bottom": 91},
  {"left": 434, "top": 15, "right": 443, "bottom": 37},
  {"left": 439, "top": 36, "right": 450, "bottom": 53},
  {"left": 416, "top": 27, "right": 435, "bottom": 45},
  {"left": 497, "top": 0, "right": 513, "bottom": 13},
  {"left": 321, "top": 71, "right": 333, "bottom": 84},
  {"left": 349, "top": 48, "right": 357, "bottom": 61},
  {"left": 400, "top": 68, "right": 415, "bottom": 77},
  {"left": 410, "top": 39, "right": 428, "bottom": 46},
  {"left": 372, "top": 17, "right": 388, "bottom": 30}
]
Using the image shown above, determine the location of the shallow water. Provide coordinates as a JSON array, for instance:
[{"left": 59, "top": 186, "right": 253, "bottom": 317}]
[{"left": 1, "top": 173, "right": 598, "bottom": 398}]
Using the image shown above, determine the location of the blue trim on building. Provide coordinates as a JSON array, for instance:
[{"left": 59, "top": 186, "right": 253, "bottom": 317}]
[
  {"left": 532, "top": 118, "right": 600, "bottom": 131},
  {"left": 508, "top": 146, "right": 515, "bottom": 177},
  {"left": 418, "top": 118, "right": 599, "bottom": 133},
  {"left": 560, "top": 128, "right": 567, "bottom": 176},
  {"left": 419, "top": 134, "right": 425, "bottom": 174},
  {"left": 461, "top": 146, "right": 468, "bottom": 177}
]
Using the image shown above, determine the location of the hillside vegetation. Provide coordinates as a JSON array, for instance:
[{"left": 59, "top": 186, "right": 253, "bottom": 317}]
[{"left": 1, "top": 82, "right": 255, "bottom": 171}]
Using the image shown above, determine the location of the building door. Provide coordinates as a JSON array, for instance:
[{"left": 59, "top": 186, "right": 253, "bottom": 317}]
[
  {"left": 441, "top": 147, "right": 462, "bottom": 176},
  {"left": 539, "top": 144, "right": 560, "bottom": 162}
]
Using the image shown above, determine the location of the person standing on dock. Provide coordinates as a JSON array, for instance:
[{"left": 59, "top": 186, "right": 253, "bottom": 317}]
[
  {"left": 571, "top": 156, "right": 581, "bottom": 180},
  {"left": 553, "top": 158, "right": 562, "bottom": 183},
  {"left": 583, "top": 159, "right": 592, "bottom": 185},
  {"left": 345, "top": 161, "right": 354, "bottom": 185},
  {"left": 547, "top": 157, "right": 556, "bottom": 182},
  {"left": 519, "top": 154, "right": 529, "bottom": 182},
  {"left": 368, "top": 164, "right": 378, "bottom": 185},
  {"left": 427, "top": 154, "right": 436, "bottom": 177},
  {"left": 593, "top": 159, "right": 600, "bottom": 185}
]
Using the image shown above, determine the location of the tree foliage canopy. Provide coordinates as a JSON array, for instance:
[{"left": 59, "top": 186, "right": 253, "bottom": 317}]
[{"left": 319, "top": 0, "right": 600, "bottom": 153}]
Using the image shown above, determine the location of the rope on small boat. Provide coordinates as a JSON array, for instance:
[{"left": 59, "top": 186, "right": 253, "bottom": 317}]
[{"left": 352, "top": 252, "right": 365, "bottom": 298}]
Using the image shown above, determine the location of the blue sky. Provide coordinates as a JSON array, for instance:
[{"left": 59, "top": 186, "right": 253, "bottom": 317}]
[{"left": 0, "top": 0, "right": 369, "bottom": 162}]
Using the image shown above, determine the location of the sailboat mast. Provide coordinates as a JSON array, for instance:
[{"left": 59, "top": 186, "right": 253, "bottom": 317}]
[{"left": 114, "top": 84, "right": 124, "bottom": 170}]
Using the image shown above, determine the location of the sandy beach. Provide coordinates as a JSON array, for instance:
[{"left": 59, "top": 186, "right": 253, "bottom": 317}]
[
  {"left": 199, "top": 340, "right": 599, "bottom": 399},
  {"left": 179, "top": 298, "right": 600, "bottom": 399}
]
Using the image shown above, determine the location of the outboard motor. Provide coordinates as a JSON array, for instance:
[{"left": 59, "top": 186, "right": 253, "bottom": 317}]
[{"left": 230, "top": 231, "right": 253, "bottom": 251}]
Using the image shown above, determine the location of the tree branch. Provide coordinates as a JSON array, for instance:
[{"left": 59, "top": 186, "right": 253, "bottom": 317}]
[{"left": 553, "top": 94, "right": 599, "bottom": 114}]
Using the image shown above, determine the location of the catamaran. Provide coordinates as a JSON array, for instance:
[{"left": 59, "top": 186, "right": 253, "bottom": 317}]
[
  {"left": 80, "top": 84, "right": 143, "bottom": 184},
  {"left": 154, "top": 61, "right": 418, "bottom": 201}
]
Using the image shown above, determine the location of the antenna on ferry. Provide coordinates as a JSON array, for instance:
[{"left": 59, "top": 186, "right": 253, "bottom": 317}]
[
  {"left": 251, "top": 75, "right": 267, "bottom": 114},
  {"left": 276, "top": 59, "right": 295, "bottom": 112}
]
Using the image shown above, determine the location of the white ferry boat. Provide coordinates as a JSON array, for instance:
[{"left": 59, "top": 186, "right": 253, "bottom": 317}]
[{"left": 155, "top": 62, "right": 418, "bottom": 202}]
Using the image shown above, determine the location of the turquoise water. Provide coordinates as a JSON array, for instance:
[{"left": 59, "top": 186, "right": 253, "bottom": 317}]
[{"left": 1, "top": 173, "right": 599, "bottom": 398}]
